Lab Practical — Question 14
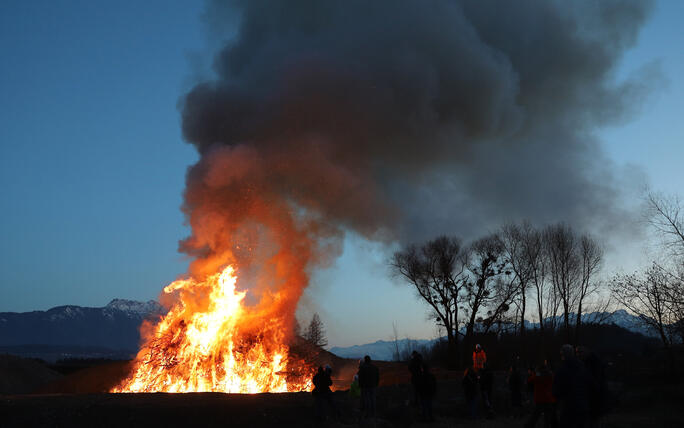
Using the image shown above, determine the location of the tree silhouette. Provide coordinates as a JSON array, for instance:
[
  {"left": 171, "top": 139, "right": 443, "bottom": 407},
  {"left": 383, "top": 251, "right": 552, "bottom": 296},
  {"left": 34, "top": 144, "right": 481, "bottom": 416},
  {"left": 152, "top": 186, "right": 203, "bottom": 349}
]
[
  {"left": 304, "top": 313, "right": 328, "bottom": 348},
  {"left": 611, "top": 264, "right": 678, "bottom": 371},
  {"left": 391, "top": 236, "right": 466, "bottom": 367}
]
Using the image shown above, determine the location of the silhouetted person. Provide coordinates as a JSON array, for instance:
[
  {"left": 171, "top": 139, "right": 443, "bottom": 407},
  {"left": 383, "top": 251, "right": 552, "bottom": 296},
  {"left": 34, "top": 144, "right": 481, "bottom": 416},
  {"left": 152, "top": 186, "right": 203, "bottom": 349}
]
[
  {"left": 408, "top": 350, "right": 423, "bottom": 407},
  {"left": 312, "top": 365, "right": 336, "bottom": 422},
  {"left": 526, "top": 367, "right": 536, "bottom": 405},
  {"left": 479, "top": 365, "right": 495, "bottom": 418},
  {"left": 462, "top": 366, "right": 479, "bottom": 419},
  {"left": 349, "top": 374, "right": 360, "bottom": 399},
  {"left": 358, "top": 355, "right": 379, "bottom": 418},
  {"left": 508, "top": 363, "right": 524, "bottom": 417},
  {"left": 576, "top": 346, "right": 606, "bottom": 427},
  {"left": 525, "top": 363, "right": 557, "bottom": 428},
  {"left": 355, "top": 359, "right": 364, "bottom": 414},
  {"left": 418, "top": 363, "right": 437, "bottom": 422},
  {"left": 473, "top": 344, "right": 487, "bottom": 372},
  {"left": 553, "top": 344, "right": 592, "bottom": 428}
]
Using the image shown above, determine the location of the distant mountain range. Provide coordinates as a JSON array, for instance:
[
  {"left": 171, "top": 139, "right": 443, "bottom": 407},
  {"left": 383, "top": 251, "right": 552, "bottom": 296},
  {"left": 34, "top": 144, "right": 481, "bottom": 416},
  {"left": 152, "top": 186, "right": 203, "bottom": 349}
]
[
  {"left": 0, "top": 299, "right": 165, "bottom": 362},
  {"left": 329, "top": 309, "right": 660, "bottom": 361},
  {"left": 330, "top": 338, "right": 434, "bottom": 362},
  {"left": 527, "top": 309, "right": 657, "bottom": 338},
  {"left": 0, "top": 301, "right": 661, "bottom": 363}
]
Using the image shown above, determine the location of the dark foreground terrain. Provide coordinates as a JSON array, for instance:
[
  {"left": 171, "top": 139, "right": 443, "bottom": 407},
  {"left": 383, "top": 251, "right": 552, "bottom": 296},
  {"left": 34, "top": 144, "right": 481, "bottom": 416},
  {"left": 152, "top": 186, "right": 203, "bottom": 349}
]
[
  {"left": 1, "top": 353, "right": 683, "bottom": 427},
  {"left": 2, "top": 376, "right": 683, "bottom": 428}
]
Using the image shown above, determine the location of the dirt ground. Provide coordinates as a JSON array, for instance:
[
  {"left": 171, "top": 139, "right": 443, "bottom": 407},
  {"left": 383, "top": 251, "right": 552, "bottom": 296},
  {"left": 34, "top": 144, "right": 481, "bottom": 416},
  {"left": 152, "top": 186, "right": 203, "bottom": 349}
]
[
  {"left": 2, "top": 371, "right": 683, "bottom": 427},
  {"left": 1, "top": 355, "right": 682, "bottom": 427}
]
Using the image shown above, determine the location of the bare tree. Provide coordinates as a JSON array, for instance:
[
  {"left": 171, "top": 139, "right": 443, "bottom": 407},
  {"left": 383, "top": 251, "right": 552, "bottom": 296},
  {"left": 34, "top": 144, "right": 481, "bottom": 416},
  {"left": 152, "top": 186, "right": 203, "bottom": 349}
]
[
  {"left": 502, "top": 222, "right": 556, "bottom": 334},
  {"left": 523, "top": 224, "right": 553, "bottom": 332},
  {"left": 660, "top": 267, "right": 684, "bottom": 343},
  {"left": 544, "top": 277, "right": 563, "bottom": 333},
  {"left": 391, "top": 236, "right": 466, "bottom": 366},
  {"left": 646, "top": 192, "right": 684, "bottom": 341},
  {"left": 544, "top": 223, "right": 581, "bottom": 342},
  {"left": 304, "top": 313, "right": 328, "bottom": 348},
  {"left": 646, "top": 192, "right": 684, "bottom": 257},
  {"left": 499, "top": 221, "right": 537, "bottom": 337},
  {"left": 463, "top": 235, "right": 509, "bottom": 340},
  {"left": 479, "top": 275, "right": 519, "bottom": 335},
  {"left": 575, "top": 234, "right": 604, "bottom": 343},
  {"left": 542, "top": 224, "right": 604, "bottom": 342},
  {"left": 611, "top": 264, "right": 678, "bottom": 370}
]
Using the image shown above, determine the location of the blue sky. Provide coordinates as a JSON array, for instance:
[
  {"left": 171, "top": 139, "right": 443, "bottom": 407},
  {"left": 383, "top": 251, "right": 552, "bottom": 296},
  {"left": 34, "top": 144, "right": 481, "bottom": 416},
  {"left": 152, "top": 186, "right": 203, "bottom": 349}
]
[{"left": 1, "top": 1, "right": 682, "bottom": 347}]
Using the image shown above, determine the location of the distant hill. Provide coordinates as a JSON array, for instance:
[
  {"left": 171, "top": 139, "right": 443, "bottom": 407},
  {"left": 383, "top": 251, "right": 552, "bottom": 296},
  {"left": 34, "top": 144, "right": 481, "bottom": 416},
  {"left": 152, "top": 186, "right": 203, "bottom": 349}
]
[
  {"left": 0, "top": 344, "right": 135, "bottom": 363},
  {"left": 0, "top": 299, "right": 165, "bottom": 362},
  {"left": 330, "top": 309, "right": 661, "bottom": 361},
  {"left": 330, "top": 338, "right": 434, "bottom": 362},
  {"left": 0, "top": 301, "right": 662, "bottom": 364},
  {"left": 0, "top": 354, "right": 63, "bottom": 394}
]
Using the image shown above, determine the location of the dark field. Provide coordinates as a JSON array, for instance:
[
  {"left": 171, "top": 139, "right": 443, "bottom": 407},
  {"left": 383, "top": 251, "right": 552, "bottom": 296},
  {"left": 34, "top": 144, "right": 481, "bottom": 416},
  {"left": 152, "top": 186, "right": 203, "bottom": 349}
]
[{"left": 1, "top": 357, "right": 682, "bottom": 428}]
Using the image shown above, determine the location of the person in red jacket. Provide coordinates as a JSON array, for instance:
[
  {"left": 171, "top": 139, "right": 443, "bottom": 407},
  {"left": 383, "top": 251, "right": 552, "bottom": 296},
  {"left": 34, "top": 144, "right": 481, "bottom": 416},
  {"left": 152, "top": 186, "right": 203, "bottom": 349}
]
[
  {"left": 472, "top": 344, "right": 487, "bottom": 372},
  {"left": 525, "top": 362, "right": 557, "bottom": 428}
]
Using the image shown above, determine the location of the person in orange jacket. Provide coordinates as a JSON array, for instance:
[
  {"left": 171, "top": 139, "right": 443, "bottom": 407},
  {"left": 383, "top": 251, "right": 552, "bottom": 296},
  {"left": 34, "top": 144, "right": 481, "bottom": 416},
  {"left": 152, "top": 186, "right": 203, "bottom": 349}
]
[{"left": 473, "top": 344, "right": 487, "bottom": 372}]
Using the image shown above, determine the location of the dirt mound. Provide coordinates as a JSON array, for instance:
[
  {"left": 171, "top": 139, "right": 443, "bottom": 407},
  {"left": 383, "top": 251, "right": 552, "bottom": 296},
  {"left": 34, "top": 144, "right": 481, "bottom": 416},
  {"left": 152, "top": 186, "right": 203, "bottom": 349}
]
[{"left": 0, "top": 354, "right": 63, "bottom": 394}]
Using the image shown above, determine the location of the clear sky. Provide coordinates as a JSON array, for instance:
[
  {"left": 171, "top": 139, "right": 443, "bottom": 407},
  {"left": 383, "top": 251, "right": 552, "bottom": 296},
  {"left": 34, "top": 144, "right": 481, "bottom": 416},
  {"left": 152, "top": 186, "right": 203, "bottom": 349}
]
[{"left": 1, "top": 1, "right": 682, "bottom": 347}]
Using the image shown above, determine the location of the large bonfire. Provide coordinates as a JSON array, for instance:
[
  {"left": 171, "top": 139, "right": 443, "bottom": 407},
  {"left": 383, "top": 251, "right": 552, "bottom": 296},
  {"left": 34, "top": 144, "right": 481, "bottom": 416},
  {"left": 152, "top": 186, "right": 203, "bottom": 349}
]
[
  {"left": 114, "top": 266, "right": 310, "bottom": 393},
  {"left": 113, "top": 265, "right": 312, "bottom": 393},
  {"left": 111, "top": 142, "right": 356, "bottom": 393}
]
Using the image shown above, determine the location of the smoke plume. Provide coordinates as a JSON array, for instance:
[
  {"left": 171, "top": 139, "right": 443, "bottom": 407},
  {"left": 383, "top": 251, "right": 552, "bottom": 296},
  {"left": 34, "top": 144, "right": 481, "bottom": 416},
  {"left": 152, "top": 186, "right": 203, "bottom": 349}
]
[{"left": 178, "top": 0, "right": 653, "bottom": 306}]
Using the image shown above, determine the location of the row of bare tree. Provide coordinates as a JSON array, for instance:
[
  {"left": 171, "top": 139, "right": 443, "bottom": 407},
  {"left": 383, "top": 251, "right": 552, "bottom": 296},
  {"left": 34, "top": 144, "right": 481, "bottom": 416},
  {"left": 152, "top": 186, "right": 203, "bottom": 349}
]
[
  {"left": 610, "top": 193, "right": 684, "bottom": 370},
  {"left": 390, "top": 221, "right": 604, "bottom": 366}
]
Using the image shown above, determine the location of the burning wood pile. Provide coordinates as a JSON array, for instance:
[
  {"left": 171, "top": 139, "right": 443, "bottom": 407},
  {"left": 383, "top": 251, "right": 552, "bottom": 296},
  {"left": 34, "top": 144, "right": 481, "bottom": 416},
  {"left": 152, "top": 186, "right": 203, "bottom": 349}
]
[{"left": 113, "top": 266, "right": 313, "bottom": 393}]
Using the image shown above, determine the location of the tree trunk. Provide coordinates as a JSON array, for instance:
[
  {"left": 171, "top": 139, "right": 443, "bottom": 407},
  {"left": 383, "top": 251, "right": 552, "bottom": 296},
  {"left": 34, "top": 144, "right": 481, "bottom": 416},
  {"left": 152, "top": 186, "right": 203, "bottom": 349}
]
[
  {"left": 657, "top": 327, "right": 676, "bottom": 375},
  {"left": 466, "top": 313, "right": 476, "bottom": 342},
  {"left": 520, "top": 290, "right": 526, "bottom": 337},
  {"left": 446, "top": 328, "right": 458, "bottom": 369},
  {"left": 452, "top": 308, "right": 461, "bottom": 368},
  {"left": 564, "top": 305, "right": 571, "bottom": 343},
  {"left": 537, "top": 290, "right": 545, "bottom": 333},
  {"left": 575, "top": 301, "right": 583, "bottom": 345}
]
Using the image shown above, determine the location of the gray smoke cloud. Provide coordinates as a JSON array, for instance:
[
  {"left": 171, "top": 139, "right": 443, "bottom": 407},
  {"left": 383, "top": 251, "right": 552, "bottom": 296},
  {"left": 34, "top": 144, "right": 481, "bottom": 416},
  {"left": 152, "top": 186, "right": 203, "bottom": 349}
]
[{"left": 181, "top": 0, "right": 654, "bottom": 248}]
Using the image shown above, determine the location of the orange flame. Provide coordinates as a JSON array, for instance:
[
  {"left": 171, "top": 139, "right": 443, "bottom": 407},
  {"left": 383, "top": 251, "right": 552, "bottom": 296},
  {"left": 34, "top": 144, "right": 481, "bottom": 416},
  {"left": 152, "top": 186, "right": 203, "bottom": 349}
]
[{"left": 113, "top": 265, "right": 312, "bottom": 393}]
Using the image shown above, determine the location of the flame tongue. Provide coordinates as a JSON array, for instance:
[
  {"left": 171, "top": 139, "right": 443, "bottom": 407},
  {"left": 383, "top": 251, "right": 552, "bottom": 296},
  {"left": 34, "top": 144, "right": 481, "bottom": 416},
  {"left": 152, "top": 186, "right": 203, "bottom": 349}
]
[{"left": 113, "top": 266, "right": 311, "bottom": 393}]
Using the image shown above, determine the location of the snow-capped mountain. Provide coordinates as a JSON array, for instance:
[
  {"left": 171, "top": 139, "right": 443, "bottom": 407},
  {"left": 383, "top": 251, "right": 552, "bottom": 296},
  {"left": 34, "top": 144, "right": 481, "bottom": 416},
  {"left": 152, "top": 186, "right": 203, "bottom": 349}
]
[
  {"left": 590, "top": 309, "right": 657, "bottom": 338},
  {"left": 330, "top": 338, "right": 434, "bottom": 362},
  {"left": 105, "top": 299, "right": 165, "bottom": 316},
  {"left": 523, "top": 309, "right": 658, "bottom": 338},
  {"left": 0, "top": 299, "right": 166, "bottom": 360}
]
